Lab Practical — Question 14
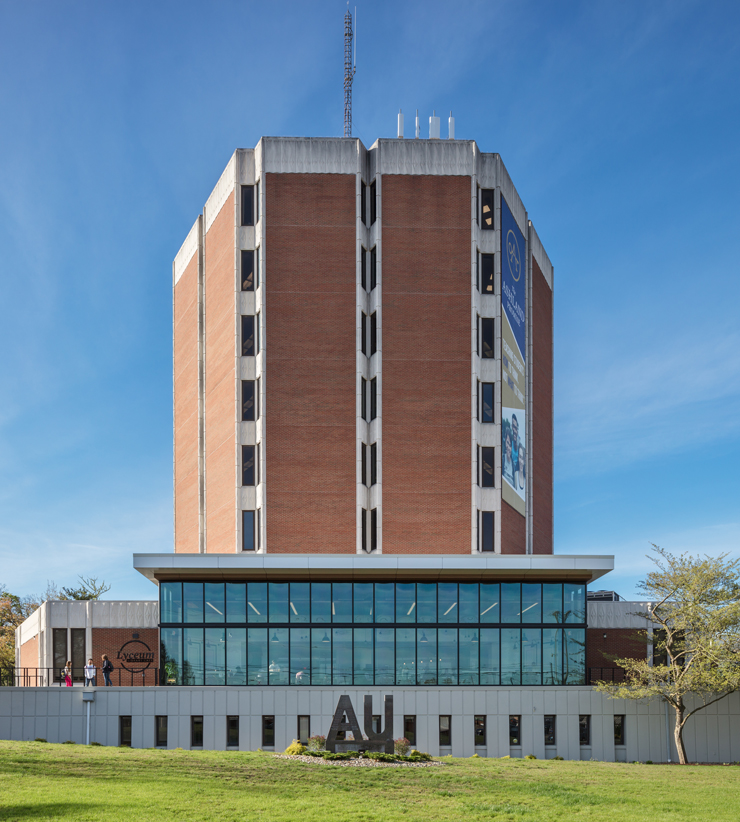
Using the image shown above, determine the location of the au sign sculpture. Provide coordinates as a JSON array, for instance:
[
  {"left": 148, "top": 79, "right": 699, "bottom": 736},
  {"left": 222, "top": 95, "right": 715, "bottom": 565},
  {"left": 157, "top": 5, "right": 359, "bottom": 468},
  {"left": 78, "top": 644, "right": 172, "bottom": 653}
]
[{"left": 326, "top": 694, "right": 394, "bottom": 754}]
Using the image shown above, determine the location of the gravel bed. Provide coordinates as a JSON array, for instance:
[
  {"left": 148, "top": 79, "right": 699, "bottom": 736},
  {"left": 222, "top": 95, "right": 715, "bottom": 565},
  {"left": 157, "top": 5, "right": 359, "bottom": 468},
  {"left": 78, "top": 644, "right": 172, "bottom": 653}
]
[{"left": 274, "top": 754, "right": 443, "bottom": 768}]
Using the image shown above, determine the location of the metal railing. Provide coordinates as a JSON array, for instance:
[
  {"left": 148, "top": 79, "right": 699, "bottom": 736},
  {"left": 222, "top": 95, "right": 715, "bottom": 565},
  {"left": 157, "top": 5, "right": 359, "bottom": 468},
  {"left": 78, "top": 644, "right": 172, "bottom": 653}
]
[
  {"left": 587, "top": 667, "right": 626, "bottom": 684},
  {"left": 0, "top": 667, "right": 159, "bottom": 687}
]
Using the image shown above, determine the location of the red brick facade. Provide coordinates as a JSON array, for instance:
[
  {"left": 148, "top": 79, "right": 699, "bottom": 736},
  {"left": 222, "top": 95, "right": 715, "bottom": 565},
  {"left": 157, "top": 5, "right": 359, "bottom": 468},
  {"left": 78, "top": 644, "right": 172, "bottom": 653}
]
[
  {"left": 586, "top": 628, "right": 647, "bottom": 678},
  {"left": 19, "top": 634, "right": 38, "bottom": 669},
  {"left": 500, "top": 499, "right": 526, "bottom": 554},
  {"left": 91, "top": 628, "right": 159, "bottom": 686}
]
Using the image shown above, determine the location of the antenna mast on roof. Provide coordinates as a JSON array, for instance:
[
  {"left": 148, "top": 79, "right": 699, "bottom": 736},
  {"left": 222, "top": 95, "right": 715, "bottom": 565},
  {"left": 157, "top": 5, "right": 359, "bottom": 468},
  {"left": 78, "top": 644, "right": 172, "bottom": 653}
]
[{"left": 344, "top": 4, "right": 356, "bottom": 137}]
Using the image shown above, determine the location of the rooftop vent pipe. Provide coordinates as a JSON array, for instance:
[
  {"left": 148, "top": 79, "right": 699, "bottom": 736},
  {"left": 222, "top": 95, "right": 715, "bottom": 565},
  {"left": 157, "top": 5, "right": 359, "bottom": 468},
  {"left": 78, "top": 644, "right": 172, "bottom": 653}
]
[
  {"left": 397, "top": 109, "right": 404, "bottom": 139},
  {"left": 448, "top": 112, "right": 455, "bottom": 140},
  {"left": 415, "top": 110, "right": 420, "bottom": 139},
  {"left": 429, "top": 110, "right": 440, "bottom": 139}
]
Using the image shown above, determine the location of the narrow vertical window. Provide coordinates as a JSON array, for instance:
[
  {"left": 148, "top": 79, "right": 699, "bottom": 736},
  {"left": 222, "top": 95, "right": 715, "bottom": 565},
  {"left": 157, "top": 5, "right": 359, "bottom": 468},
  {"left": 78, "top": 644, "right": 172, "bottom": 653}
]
[
  {"left": 370, "top": 508, "right": 377, "bottom": 551},
  {"left": 370, "top": 443, "right": 377, "bottom": 486},
  {"left": 370, "top": 312, "right": 377, "bottom": 356},
  {"left": 362, "top": 508, "right": 368, "bottom": 552},
  {"left": 241, "top": 316, "right": 255, "bottom": 357},
  {"left": 297, "top": 716, "right": 310, "bottom": 744},
  {"left": 404, "top": 716, "right": 416, "bottom": 746},
  {"left": 481, "top": 447, "right": 495, "bottom": 487},
  {"left": 614, "top": 715, "right": 625, "bottom": 746},
  {"left": 361, "top": 181, "right": 367, "bottom": 226},
  {"left": 481, "top": 318, "right": 495, "bottom": 359},
  {"left": 481, "top": 383, "right": 494, "bottom": 423},
  {"left": 579, "top": 715, "right": 591, "bottom": 746},
  {"left": 255, "top": 181, "right": 259, "bottom": 222},
  {"left": 262, "top": 716, "right": 275, "bottom": 747},
  {"left": 544, "top": 715, "right": 556, "bottom": 746},
  {"left": 241, "top": 250, "right": 254, "bottom": 291},
  {"left": 481, "top": 253, "right": 494, "bottom": 293},
  {"left": 155, "top": 716, "right": 168, "bottom": 748},
  {"left": 370, "top": 247, "right": 377, "bottom": 291},
  {"left": 191, "top": 716, "right": 204, "bottom": 747},
  {"left": 480, "top": 512, "right": 495, "bottom": 552},
  {"left": 120, "top": 716, "right": 132, "bottom": 747},
  {"left": 439, "top": 715, "right": 451, "bottom": 747},
  {"left": 361, "top": 247, "right": 367, "bottom": 291},
  {"left": 362, "top": 443, "right": 367, "bottom": 487},
  {"left": 241, "top": 381, "right": 256, "bottom": 421},
  {"left": 241, "top": 186, "right": 254, "bottom": 227},
  {"left": 370, "top": 377, "right": 377, "bottom": 421},
  {"left": 476, "top": 251, "right": 479, "bottom": 291},
  {"left": 242, "top": 445, "right": 255, "bottom": 486},
  {"left": 370, "top": 180, "right": 377, "bottom": 225},
  {"left": 361, "top": 378, "right": 368, "bottom": 422},
  {"left": 474, "top": 716, "right": 486, "bottom": 747},
  {"left": 242, "top": 511, "right": 256, "bottom": 552},
  {"left": 481, "top": 189, "right": 494, "bottom": 230},
  {"left": 255, "top": 247, "right": 259, "bottom": 289},
  {"left": 361, "top": 313, "right": 367, "bottom": 356},
  {"left": 476, "top": 315, "right": 480, "bottom": 356},
  {"left": 509, "top": 715, "right": 521, "bottom": 746},
  {"left": 227, "top": 716, "right": 239, "bottom": 747},
  {"left": 256, "top": 314, "right": 260, "bottom": 354},
  {"left": 476, "top": 186, "right": 480, "bottom": 227}
]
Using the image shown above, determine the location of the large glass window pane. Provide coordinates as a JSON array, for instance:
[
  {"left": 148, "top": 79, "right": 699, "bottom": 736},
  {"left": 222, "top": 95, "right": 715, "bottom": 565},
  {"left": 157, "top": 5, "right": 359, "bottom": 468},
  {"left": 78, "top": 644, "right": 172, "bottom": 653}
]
[
  {"left": 226, "top": 628, "right": 247, "bottom": 685},
  {"left": 521, "top": 628, "right": 541, "bottom": 685},
  {"left": 481, "top": 188, "right": 494, "bottom": 229},
  {"left": 564, "top": 584, "right": 586, "bottom": 624},
  {"left": 226, "top": 583, "right": 247, "bottom": 623},
  {"left": 396, "top": 584, "right": 416, "bottom": 623},
  {"left": 205, "top": 628, "right": 225, "bottom": 685},
  {"left": 241, "top": 249, "right": 254, "bottom": 291},
  {"left": 204, "top": 583, "right": 225, "bottom": 624},
  {"left": 417, "top": 628, "right": 437, "bottom": 685},
  {"left": 374, "top": 583, "right": 394, "bottom": 624},
  {"left": 246, "top": 628, "right": 266, "bottom": 685},
  {"left": 161, "top": 627, "right": 182, "bottom": 685},
  {"left": 481, "top": 447, "right": 495, "bottom": 487},
  {"left": 241, "top": 380, "right": 255, "bottom": 422},
  {"left": 161, "top": 582, "right": 182, "bottom": 623},
  {"left": 438, "top": 583, "right": 458, "bottom": 623},
  {"left": 521, "top": 584, "right": 541, "bottom": 624},
  {"left": 332, "top": 583, "right": 352, "bottom": 622},
  {"left": 542, "top": 628, "right": 562, "bottom": 685},
  {"left": 268, "top": 583, "right": 289, "bottom": 623},
  {"left": 543, "top": 584, "right": 563, "bottom": 624},
  {"left": 354, "top": 628, "right": 373, "bottom": 685},
  {"left": 481, "top": 382, "right": 494, "bottom": 422},
  {"left": 290, "top": 627, "right": 311, "bottom": 684},
  {"left": 396, "top": 628, "right": 415, "bottom": 684},
  {"left": 459, "top": 584, "right": 479, "bottom": 623},
  {"left": 183, "top": 628, "right": 204, "bottom": 685},
  {"left": 241, "top": 315, "right": 255, "bottom": 357},
  {"left": 242, "top": 510, "right": 256, "bottom": 551},
  {"left": 501, "top": 628, "right": 520, "bottom": 685},
  {"left": 417, "top": 584, "right": 436, "bottom": 623},
  {"left": 247, "top": 582, "right": 267, "bottom": 623},
  {"left": 311, "top": 583, "right": 331, "bottom": 624},
  {"left": 481, "top": 318, "right": 495, "bottom": 358},
  {"left": 481, "top": 253, "right": 495, "bottom": 293},
  {"left": 268, "top": 628, "right": 288, "bottom": 685},
  {"left": 332, "top": 628, "right": 352, "bottom": 685},
  {"left": 501, "top": 583, "right": 521, "bottom": 623},
  {"left": 354, "top": 583, "right": 373, "bottom": 623},
  {"left": 438, "top": 628, "right": 458, "bottom": 685},
  {"left": 480, "top": 511, "right": 495, "bottom": 552},
  {"left": 565, "top": 628, "right": 586, "bottom": 684},
  {"left": 480, "top": 584, "right": 500, "bottom": 623},
  {"left": 311, "top": 628, "right": 332, "bottom": 685},
  {"left": 290, "top": 583, "right": 310, "bottom": 624},
  {"left": 375, "top": 628, "right": 394, "bottom": 684},
  {"left": 459, "top": 628, "right": 479, "bottom": 685},
  {"left": 480, "top": 628, "right": 500, "bottom": 685},
  {"left": 183, "top": 583, "right": 204, "bottom": 624}
]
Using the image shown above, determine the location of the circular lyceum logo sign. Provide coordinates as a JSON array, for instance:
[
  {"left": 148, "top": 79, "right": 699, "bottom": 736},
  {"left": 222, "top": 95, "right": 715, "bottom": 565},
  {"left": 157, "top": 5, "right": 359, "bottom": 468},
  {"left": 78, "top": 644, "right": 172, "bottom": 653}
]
[
  {"left": 506, "top": 229, "right": 521, "bottom": 282},
  {"left": 117, "top": 639, "right": 155, "bottom": 672}
]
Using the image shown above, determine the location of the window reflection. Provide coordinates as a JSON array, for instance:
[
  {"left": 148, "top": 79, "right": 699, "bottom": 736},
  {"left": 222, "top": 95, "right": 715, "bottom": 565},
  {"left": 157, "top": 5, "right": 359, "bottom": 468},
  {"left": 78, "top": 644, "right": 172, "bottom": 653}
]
[
  {"left": 205, "top": 628, "right": 225, "bottom": 685},
  {"left": 543, "top": 584, "right": 563, "bottom": 624},
  {"left": 268, "top": 628, "right": 288, "bottom": 685},
  {"left": 480, "top": 584, "right": 500, "bottom": 623},
  {"left": 501, "top": 628, "right": 520, "bottom": 686},
  {"left": 375, "top": 628, "right": 394, "bottom": 683},
  {"left": 417, "top": 629, "right": 437, "bottom": 685},
  {"left": 332, "top": 583, "right": 352, "bottom": 622},
  {"left": 501, "top": 584, "right": 521, "bottom": 624},
  {"left": 396, "top": 628, "right": 415, "bottom": 684},
  {"left": 247, "top": 582, "right": 267, "bottom": 623},
  {"left": 183, "top": 627, "right": 204, "bottom": 685},
  {"left": 290, "top": 627, "right": 310, "bottom": 684},
  {"left": 183, "top": 583, "right": 204, "bottom": 624},
  {"left": 458, "top": 584, "right": 478, "bottom": 623},
  {"left": 311, "top": 628, "right": 331, "bottom": 685},
  {"left": 417, "top": 584, "right": 436, "bottom": 623},
  {"left": 333, "top": 628, "right": 352, "bottom": 685},
  {"left": 226, "top": 583, "right": 246, "bottom": 623},
  {"left": 354, "top": 628, "right": 373, "bottom": 684},
  {"left": 438, "top": 583, "right": 458, "bottom": 623},
  {"left": 226, "top": 628, "right": 247, "bottom": 685},
  {"left": 290, "top": 583, "right": 310, "bottom": 624},
  {"left": 354, "top": 584, "right": 373, "bottom": 624},
  {"left": 205, "top": 583, "right": 225, "bottom": 624},
  {"left": 438, "top": 628, "right": 457, "bottom": 684},
  {"left": 396, "top": 583, "right": 416, "bottom": 623},
  {"left": 246, "top": 628, "right": 265, "bottom": 685},
  {"left": 521, "top": 584, "right": 541, "bottom": 624},
  {"left": 521, "top": 628, "right": 541, "bottom": 685},
  {"left": 459, "top": 628, "right": 479, "bottom": 684}
]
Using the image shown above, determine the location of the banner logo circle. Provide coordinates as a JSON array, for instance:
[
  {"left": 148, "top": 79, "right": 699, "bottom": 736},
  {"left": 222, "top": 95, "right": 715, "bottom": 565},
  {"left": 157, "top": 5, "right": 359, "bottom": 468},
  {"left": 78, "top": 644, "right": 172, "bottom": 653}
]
[{"left": 507, "top": 230, "right": 521, "bottom": 282}]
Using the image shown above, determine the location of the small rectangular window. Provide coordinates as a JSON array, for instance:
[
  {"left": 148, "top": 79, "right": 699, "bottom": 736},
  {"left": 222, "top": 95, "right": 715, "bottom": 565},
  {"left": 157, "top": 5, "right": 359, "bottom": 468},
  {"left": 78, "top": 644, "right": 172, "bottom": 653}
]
[
  {"left": 579, "top": 715, "right": 591, "bottom": 746},
  {"left": 362, "top": 443, "right": 367, "bottom": 486},
  {"left": 361, "top": 181, "right": 367, "bottom": 226},
  {"left": 370, "top": 180, "right": 377, "bottom": 225},
  {"left": 298, "top": 715, "right": 310, "bottom": 744},
  {"left": 241, "top": 186, "right": 254, "bottom": 227},
  {"left": 480, "top": 511, "right": 495, "bottom": 552},
  {"left": 370, "top": 312, "right": 377, "bottom": 356},
  {"left": 509, "top": 715, "right": 521, "bottom": 746},
  {"left": 404, "top": 715, "right": 416, "bottom": 746},
  {"left": 370, "top": 377, "right": 377, "bottom": 421},
  {"left": 370, "top": 247, "right": 377, "bottom": 291},
  {"left": 481, "top": 189, "right": 494, "bottom": 230},
  {"left": 361, "top": 378, "right": 367, "bottom": 422},
  {"left": 614, "top": 715, "right": 625, "bottom": 746},
  {"left": 476, "top": 186, "right": 479, "bottom": 227},
  {"left": 242, "top": 316, "right": 255, "bottom": 357},
  {"left": 242, "top": 445, "right": 255, "bottom": 486},
  {"left": 481, "top": 383, "right": 494, "bottom": 423},
  {"left": 474, "top": 715, "right": 486, "bottom": 747},
  {"left": 120, "top": 716, "right": 132, "bottom": 747},
  {"left": 227, "top": 716, "right": 239, "bottom": 748},
  {"left": 262, "top": 715, "right": 275, "bottom": 747},
  {"left": 476, "top": 315, "right": 479, "bottom": 356},
  {"left": 481, "top": 318, "right": 495, "bottom": 359},
  {"left": 155, "top": 716, "right": 167, "bottom": 748},
  {"left": 370, "top": 508, "right": 377, "bottom": 552},
  {"left": 361, "top": 313, "right": 367, "bottom": 356},
  {"left": 242, "top": 380, "right": 256, "bottom": 421},
  {"left": 370, "top": 443, "right": 377, "bottom": 486},
  {"left": 361, "top": 247, "right": 367, "bottom": 291},
  {"left": 439, "top": 715, "right": 451, "bottom": 747},
  {"left": 255, "top": 181, "right": 259, "bottom": 223},
  {"left": 242, "top": 511, "right": 256, "bottom": 552},
  {"left": 544, "top": 715, "right": 556, "bottom": 746},
  {"left": 53, "top": 628, "right": 67, "bottom": 682},
  {"left": 481, "top": 447, "right": 495, "bottom": 488},
  {"left": 362, "top": 508, "right": 368, "bottom": 552},
  {"left": 481, "top": 253, "right": 494, "bottom": 294},
  {"left": 241, "top": 250, "right": 254, "bottom": 291},
  {"left": 476, "top": 251, "right": 479, "bottom": 291},
  {"left": 191, "top": 716, "right": 204, "bottom": 748}
]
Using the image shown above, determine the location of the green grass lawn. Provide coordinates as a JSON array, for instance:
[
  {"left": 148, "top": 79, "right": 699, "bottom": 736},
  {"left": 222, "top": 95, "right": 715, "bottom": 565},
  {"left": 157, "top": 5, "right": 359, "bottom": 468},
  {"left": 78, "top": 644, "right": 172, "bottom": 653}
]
[{"left": 0, "top": 741, "right": 739, "bottom": 822}]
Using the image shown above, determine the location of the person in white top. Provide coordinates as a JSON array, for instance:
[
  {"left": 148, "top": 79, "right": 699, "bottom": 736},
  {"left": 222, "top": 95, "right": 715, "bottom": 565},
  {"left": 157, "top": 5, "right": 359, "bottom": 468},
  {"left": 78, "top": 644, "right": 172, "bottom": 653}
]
[{"left": 84, "top": 659, "right": 96, "bottom": 687}]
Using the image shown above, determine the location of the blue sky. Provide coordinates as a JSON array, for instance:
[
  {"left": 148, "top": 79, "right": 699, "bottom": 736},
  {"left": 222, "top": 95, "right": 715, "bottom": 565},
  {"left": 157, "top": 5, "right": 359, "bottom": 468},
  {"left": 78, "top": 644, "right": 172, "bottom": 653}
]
[{"left": 1, "top": 0, "right": 738, "bottom": 601}]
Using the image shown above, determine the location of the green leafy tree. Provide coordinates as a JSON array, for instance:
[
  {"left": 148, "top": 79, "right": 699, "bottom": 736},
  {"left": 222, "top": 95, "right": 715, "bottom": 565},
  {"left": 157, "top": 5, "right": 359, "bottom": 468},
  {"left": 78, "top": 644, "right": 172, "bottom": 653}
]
[
  {"left": 59, "top": 576, "right": 111, "bottom": 601},
  {"left": 0, "top": 588, "right": 41, "bottom": 669},
  {"left": 593, "top": 545, "right": 740, "bottom": 764}
]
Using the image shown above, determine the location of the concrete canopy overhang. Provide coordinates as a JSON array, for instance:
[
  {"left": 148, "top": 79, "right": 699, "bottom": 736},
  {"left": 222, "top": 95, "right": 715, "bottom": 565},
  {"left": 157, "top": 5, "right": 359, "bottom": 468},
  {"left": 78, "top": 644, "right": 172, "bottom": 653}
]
[{"left": 133, "top": 553, "right": 614, "bottom": 586}]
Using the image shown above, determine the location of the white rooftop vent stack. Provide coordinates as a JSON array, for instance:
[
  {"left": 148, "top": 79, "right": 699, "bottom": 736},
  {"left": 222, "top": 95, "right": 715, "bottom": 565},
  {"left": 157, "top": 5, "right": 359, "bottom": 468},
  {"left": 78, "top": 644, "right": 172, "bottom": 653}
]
[
  {"left": 415, "top": 109, "right": 420, "bottom": 139},
  {"left": 397, "top": 109, "right": 404, "bottom": 139},
  {"left": 448, "top": 111, "right": 455, "bottom": 140},
  {"left": 429, "top": 110, "right": 440, "bottom": 139}
]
